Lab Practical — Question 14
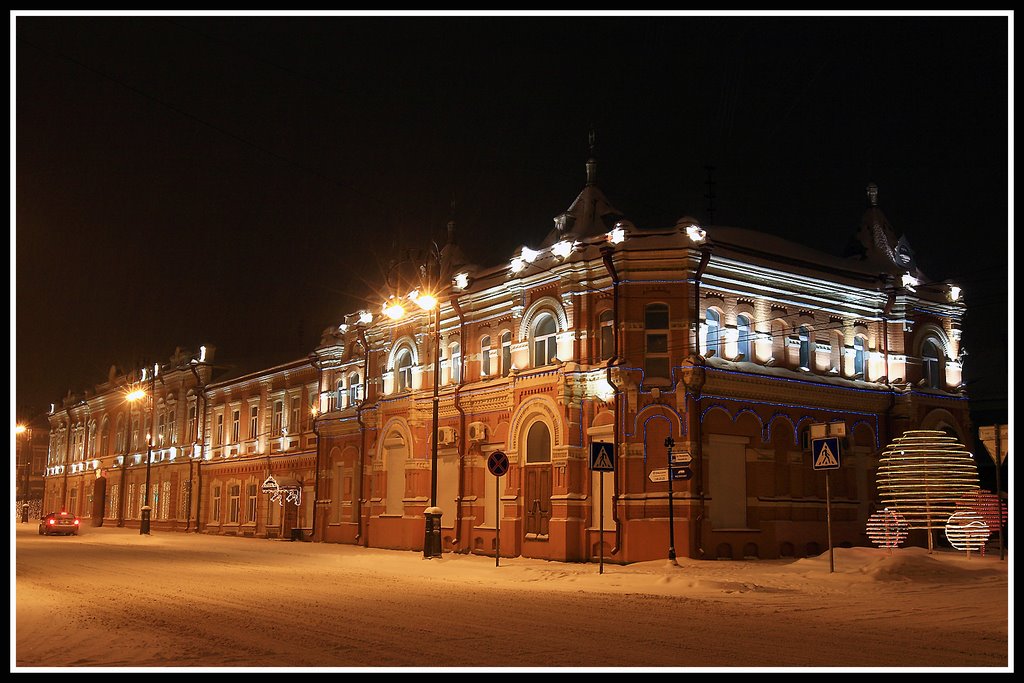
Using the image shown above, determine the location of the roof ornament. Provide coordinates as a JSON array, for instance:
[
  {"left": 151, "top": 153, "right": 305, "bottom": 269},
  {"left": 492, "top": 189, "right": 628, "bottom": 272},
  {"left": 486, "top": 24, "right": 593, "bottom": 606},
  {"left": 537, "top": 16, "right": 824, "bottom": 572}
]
[{"left": 586, "top": 129, "right": 597, "bottom": 186}]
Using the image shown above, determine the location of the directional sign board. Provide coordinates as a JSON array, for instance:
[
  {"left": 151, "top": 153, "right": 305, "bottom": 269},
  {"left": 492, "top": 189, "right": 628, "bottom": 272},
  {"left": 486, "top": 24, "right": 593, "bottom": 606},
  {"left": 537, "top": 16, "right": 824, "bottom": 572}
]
[
  {"left": 812, "top": 437, "right": 841, "bottom": 470},
  {"left": 671, "top": 467, "right": 693, "bottom": 481},
  {"left": 590, "top": 442, "right": 615, "bottom": 472},
  {"left": 649, "top": 468, "right": 669, "bottom": 483},
  {"left": 487, "top": 450, "right": 510, "bottom": 477},
  {"left": 671, "top": 452, "right": 692, "bottom": 464}
]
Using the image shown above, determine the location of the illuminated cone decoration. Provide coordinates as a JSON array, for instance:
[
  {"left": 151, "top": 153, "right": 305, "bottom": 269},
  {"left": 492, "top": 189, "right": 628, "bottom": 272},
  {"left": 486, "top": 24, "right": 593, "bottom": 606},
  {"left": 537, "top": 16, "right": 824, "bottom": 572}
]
[
  {"left": 865, "top": 507, "right": 909, "bottom": 549},
  {"left": 944, "top": 510, "right": 990, "bottom": 554},
  {"left": 876, "top": 430, "right": 979, "bottom": 550}
]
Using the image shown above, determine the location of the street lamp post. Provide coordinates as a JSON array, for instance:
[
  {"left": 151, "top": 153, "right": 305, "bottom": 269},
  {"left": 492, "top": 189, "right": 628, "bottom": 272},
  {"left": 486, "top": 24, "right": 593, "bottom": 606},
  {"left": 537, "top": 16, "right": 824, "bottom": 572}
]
[
  {"left": 424, "top": 300, "right": 443, "bottom": 559},
  {"left": 140, "top": 363, "right": 157, "bottom": 535},
  {"left": 384, "top": 252, "right": 445, "bottom": 559}
]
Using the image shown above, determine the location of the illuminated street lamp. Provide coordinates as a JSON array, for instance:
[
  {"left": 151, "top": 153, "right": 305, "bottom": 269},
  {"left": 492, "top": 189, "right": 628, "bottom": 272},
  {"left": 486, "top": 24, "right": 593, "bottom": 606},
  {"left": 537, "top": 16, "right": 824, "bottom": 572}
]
[
  {"left": 415, "top": 290, "right": 443, "bottom": 559},
  {"left": 139, "top": 363, "right": 158, "bottom": 535}
]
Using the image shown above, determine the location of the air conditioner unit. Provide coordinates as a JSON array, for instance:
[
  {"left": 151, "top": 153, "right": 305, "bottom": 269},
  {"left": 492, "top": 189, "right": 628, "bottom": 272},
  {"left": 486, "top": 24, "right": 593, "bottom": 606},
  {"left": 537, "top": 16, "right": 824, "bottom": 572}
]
[
  {"left": 468, "top": 422, "right": 487, "bottom": 443},
  {"left": 437, "top": 426, "right": 457, "bottom": 446}
]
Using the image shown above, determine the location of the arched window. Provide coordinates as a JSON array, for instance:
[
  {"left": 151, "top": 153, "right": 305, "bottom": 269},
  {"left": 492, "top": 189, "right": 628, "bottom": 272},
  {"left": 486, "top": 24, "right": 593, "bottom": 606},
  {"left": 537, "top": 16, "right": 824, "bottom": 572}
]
[
  {"left": 853, "top": 336, "right": 866, "bottom": 377},
  {"left": 115, "top": 415, "right": 125, "bottom": 453},
  {"left": 599, "top": 310, "right": 614, "bottom": 361},
  {"left": 336, "top": 378, "right": 345, "bottom": 409},
  {"left": 348, "top": 372, "right": 362, "bottom": 405},
  {"left": 480, "top": 336, "right": 491, "bottom": 376},
  {"left": 450, "top": 342, "right": 461, "bottom": 384},
  {"left": 798, "top": 326, "right": 810, "bottom": 370},
  {"left": 525, "top": 421, "right": 552, "bottom": 464},
  {"left": 532, "top": 313, "right": 558, "bottom": 367},
  {"left": 737, "top": 314, "right": 751, "bottom": 361},
  {"left": 501, "top": 331, "right": 512, "bottom": 376},
  {"left": 395, "top": 348, "right": 413, "bottom": 392},
  {"left": 922, "top": 339, "right": 943, "bottom": 388},
  {"left": 705, "top": 309, "right": 721, "bottom": 357},
  {"left": 645, "top": 303, "right": 670, "bottom": 381}
]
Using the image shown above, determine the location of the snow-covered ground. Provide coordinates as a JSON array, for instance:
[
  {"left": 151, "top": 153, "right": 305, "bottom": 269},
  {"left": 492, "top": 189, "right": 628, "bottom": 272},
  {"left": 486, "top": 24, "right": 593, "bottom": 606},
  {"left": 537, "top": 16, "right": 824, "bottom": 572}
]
[{"left": 12, "top": 523, "right": 1011, "bottom": 671}]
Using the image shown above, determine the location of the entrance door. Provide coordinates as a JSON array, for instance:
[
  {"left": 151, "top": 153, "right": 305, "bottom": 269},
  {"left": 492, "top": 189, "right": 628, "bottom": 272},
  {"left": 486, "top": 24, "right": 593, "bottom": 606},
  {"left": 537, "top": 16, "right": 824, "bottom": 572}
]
[
  {"left": 523, "top": 420, "right": 552, "bottom": 539},
  {"left": 283, "top": 499, "right": 299, "bottom": 538},
  {"left": 92, "top": 477, "right": 107, "bottom": 526}
]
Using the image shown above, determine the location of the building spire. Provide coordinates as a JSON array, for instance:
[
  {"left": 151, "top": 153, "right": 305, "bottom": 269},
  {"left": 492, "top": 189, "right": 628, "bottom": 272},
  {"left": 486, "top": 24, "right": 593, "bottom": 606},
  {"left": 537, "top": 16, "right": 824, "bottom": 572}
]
[{"left": 586, "top": 129, "right": 597, "bottom": 186}]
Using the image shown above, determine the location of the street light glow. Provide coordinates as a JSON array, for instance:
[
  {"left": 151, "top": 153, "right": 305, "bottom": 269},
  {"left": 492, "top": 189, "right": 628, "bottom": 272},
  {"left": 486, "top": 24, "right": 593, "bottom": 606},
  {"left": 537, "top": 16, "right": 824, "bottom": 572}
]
[
  {"left": 15, "top": 424, "right": 27, "bottom": 434},
  {"left": 415, "top": 292, "right": 438, "bottom": 311},
  {"left": 126, "top": 389, "right": 145, "bottom": 402},
  {"left": 383, "top": 299, "right": 406, "bottom": 320}
]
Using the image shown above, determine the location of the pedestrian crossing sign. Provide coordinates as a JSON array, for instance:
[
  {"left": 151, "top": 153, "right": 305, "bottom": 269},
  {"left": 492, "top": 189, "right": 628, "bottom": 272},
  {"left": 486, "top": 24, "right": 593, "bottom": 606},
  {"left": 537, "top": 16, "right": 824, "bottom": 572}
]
[
  {"left": 590, "top": 442, "right": 615, "bottom": 471},
  {"left": 812, "top": 437, "right": 841, "bottom": 470}
]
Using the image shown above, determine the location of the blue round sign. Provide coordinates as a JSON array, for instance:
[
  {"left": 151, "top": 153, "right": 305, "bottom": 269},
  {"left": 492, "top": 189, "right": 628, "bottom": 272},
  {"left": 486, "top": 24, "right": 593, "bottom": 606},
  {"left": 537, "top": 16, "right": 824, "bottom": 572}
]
[{"left": 487, "top": 450, "right": 509, "bottom": 476}]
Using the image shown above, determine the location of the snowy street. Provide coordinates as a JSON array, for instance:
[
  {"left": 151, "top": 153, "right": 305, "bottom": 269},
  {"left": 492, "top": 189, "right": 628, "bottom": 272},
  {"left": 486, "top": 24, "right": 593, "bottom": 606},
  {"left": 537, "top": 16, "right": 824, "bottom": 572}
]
[{"left": 12, "top": 524, "right": 1009, "bottom": 670}]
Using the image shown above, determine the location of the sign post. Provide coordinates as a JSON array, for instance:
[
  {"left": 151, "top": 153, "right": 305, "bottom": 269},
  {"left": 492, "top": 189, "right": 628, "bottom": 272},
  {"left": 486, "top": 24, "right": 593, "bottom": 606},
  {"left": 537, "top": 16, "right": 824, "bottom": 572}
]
[
  {"left": 664, "top": 437, "right": 678, "bottom": 566},
  {"left": 811, "top": 429, "right": 842, "bottom": 573},
  {"left": 590, "top": 442, "right": 616, "bottom": 574},
  {"left": 486, "top": 451, "right": 509, "bottom": 567}
]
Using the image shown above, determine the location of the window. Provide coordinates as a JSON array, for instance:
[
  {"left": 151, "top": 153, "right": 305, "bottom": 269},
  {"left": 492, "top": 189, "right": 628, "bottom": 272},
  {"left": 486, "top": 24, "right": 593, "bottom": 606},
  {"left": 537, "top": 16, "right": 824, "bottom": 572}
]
[
  {"left": 450, "top": 343, "right": 461, "bottom": 383},
  {"left": 231, "top": 409, "right": 240, "bottom": 444},
  {"left": 157, "top": 411, "right": 166, "bottom": 446},
  {"left": 501, "top": 331, "right": 512, "bottom": 376},
  {"left": 532, "top": 313, "right": 558, "bottom": 367},
  {"left": 131, "top": 416, "right": 140, "bottom": 451},
  {"left": 599, "top": 310, "right": 614, "bottom": 361},
  {"left": 247, "top": 483, "right": 258, "bottom": 523},
  {"left": 705, "top": 309, "right": 721, "bottom": 357},
  {"left": 798, "top": 326, "right": 811, "bottom": 370},
  {"left": 212, "top": 485, "right": 221, "bottom": 522},
  {"left": 395, "top": 348, "right": 413, "bottom": 392},
  {"left": 290, "top": 396, "right": 300, "bottom": 434},
  {"left": 526, "top": 421, "right": 552, "bottom": 464},
  {"left": 480, "top": 336, "right": 491, "bottom": 376},
  {"left": 336, "top": 378, "right": 345, "bottom": 409},
  {"left": 116, "top": 416, "right": 125, "bottom": 453},
  {"left": 228, "top": 484, "right": 240, "bottom": 523},
  {"left": 273, "top": 400, "right": 284, "bottom": 435},
  {"left": 348, "top": 373, "right": 362, "bottom": 405},
  {"left": 645, "top": 303, "right": 670, "bottom": 381},
  {"left": 109, "top": 484, "right": 119, "bottom": 519},
  {"left": 250, "top": 406, "right": 259, "bottom": 439},
  {"left": 187, "top": 404, "right": 197, "bottom": 443},
  {"left": 161, "top": 481, "right": 171, "bottom": 519},
  {"left": 216, "top": 413, "right": 224, "bottom": 445},
  {"left": 127, "top": 483, "right": 136, "bottom": 518},
  {"left": 737, "top": 314, "right": 752, "bottom": 361},
  {"left": 854, "top": 336, "right": 866, "bottom": 376},
  {"left": 922, "top": 339, "right": 943, "bottom": 388}
]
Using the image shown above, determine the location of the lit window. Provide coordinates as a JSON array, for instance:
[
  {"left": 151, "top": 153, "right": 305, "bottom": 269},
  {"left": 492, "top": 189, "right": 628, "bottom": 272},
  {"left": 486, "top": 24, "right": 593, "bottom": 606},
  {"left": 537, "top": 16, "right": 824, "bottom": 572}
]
[
  {"left": 348, "top": 373, "right": 362, "bottom": 405},
  {"left": 395, "top": 348, "right": 413, "bottom": 392},
  {"left": 854, "top": 336, "right": 866, "bottom": 376},
  {"left": 212, "top": 485, "right": 221, "bottom": 522},
  {"left": 228, "top": 484, "right": 240, "bottom": 523},
  {"left": 215, "top": 414, "right": 224, "bottom": 446},
  {"left": 737, "top": 314, "right": 752, "bottom": 361},
  {"left": 247, "top": 484, "right": 257, "bottom": 523},
  {"left": 187, "top": 404, "right": 197, "bottom": 443},
  {"left": 532, "top": 313, "right": 558, "bottom": 367},
  {"left": 480, "top": 336, "right": 491, "bottom": 377},
  {"left": 501, "top": 332, "right": 512, "bottom": 376},
  {"left": 336, "top": 378, "right": 345, "bottom": 409},
  {"left": 705, "top": 309, "right": 721, "bottom": 357},
  {"left": 250, "top": 405, "right": 259, "bottom": 439},
  {"left": 231, "top": 409, "right": 240, "bottom": 444},
  {"left": 922, "top": 339, "right": 943, "bottom": 388},
  {"left": 450, "top": 342, "right": 461, "bottom": 384},
  {"left": 290, "top": 396, "right": 300, "bottom": 433},
  {"left": 273, "top": 400, "right": 283, "bottom": 435},
  {"left": 645, "top": 303, "right": 670, "bottom": 381}
]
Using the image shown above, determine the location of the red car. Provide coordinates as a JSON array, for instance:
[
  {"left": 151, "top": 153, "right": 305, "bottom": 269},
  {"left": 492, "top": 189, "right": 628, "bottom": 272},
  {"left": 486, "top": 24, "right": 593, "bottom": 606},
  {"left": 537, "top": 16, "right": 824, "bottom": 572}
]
[{"left": 38, "top": 511, "right": 80, "bottom": 536}]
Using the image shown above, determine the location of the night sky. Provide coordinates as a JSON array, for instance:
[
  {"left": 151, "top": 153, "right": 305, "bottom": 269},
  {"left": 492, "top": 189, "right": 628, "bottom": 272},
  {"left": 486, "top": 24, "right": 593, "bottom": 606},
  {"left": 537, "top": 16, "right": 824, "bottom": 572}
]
[{"left": 13, "top": 13, "right": 1011, "bottom": 425}]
